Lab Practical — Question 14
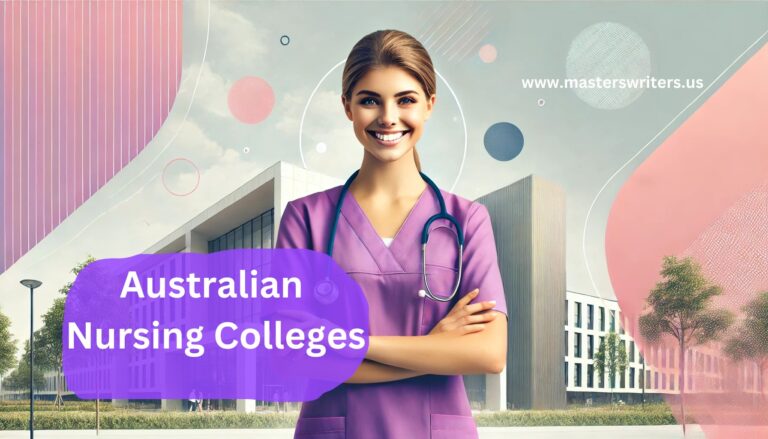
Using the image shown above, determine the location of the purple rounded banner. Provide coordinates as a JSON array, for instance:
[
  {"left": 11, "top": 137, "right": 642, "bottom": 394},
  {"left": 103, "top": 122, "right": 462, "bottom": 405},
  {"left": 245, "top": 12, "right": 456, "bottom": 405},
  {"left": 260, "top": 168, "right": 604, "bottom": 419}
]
[{"left": 62, "top": 249, "right": 369, "bottom": 401}]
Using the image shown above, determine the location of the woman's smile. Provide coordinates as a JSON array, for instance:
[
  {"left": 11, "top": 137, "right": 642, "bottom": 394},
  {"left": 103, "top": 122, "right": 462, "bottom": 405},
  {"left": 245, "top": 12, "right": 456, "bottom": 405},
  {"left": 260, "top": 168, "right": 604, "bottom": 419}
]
[{"left": 366, "top": 129, "right": 411, "bottom": 147}]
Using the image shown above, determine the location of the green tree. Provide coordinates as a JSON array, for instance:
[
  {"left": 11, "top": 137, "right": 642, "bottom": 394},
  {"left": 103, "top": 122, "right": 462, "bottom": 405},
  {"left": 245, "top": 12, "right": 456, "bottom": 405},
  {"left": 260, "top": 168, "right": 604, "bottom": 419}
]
[
  {"left": 724, "top": 291, "right": 768, "bottom": 405},
  {"left": 2, "top": 338, "right": 46, "bottom": 392},
  {"left": 0, "top": 308, "right": 18, "bottom": 376},
  {"left": 38, "top": 255, "right": 95, "bottom": 407},
  {"left": 594, "top": 330, "right": 628, "bottom": 405},
  {"left": 639, "top": 256, "right": 734, "bottom": 436}
]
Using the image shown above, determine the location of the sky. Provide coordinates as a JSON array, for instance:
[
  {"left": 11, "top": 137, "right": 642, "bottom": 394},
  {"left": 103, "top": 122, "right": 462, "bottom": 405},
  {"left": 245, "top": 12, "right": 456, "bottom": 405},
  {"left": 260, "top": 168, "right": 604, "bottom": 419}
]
[{"left": 1, "top": 0, "right": 767, "bottom": 354}]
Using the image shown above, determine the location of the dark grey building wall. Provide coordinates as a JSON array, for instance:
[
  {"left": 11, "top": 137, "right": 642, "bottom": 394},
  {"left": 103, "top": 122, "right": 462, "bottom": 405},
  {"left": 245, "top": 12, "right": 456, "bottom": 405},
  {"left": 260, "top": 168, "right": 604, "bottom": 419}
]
[{"left": 477, "top": 175, "right": 566, "bottom": 409}]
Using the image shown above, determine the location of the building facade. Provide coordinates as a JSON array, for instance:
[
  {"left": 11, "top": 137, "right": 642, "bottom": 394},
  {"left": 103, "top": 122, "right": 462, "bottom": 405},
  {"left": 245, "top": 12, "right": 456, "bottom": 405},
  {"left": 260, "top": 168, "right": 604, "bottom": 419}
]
[{"left": 8, "top": 164, "right": 755, "bottom": 410}]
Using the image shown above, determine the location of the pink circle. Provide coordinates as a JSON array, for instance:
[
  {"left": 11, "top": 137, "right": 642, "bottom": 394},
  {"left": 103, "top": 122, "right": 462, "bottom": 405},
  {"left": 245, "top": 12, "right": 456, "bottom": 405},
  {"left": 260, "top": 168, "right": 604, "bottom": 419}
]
[
  {"left": 162, "top": 158, "right": 200, "bottom": 197},
  {"left": 479, "top": 44, "right": 497, "bottom": 63},
  {"left": 227, "top": 76, "right": 275, "bottom": 124}
]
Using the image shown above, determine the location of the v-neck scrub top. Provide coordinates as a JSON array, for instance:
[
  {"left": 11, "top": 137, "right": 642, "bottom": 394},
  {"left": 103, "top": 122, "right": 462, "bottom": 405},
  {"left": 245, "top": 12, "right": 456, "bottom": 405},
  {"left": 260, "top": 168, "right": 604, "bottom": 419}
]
[{"left": 276, "top": 185, "right": 508, "bottom": 439}]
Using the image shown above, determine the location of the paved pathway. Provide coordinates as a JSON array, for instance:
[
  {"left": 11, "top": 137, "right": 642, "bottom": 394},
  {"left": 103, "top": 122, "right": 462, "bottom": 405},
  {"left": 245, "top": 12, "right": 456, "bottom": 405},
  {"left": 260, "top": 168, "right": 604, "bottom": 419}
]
[{"left": 1, "top": 425, "right": 708, "bottom": 438}]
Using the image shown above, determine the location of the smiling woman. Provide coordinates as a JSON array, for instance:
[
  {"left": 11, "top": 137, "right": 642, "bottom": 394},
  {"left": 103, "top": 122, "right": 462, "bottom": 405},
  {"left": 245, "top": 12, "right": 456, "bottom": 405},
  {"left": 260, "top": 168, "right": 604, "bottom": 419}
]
[
  {"left": 342, "top": 65, "right": 435, "bottom": 168},
  {"left": 118, "top": 270, "right": 302, "bottom": 300},
  {"left": 276, "top": 29, "right": 508, "bottom": 439}
]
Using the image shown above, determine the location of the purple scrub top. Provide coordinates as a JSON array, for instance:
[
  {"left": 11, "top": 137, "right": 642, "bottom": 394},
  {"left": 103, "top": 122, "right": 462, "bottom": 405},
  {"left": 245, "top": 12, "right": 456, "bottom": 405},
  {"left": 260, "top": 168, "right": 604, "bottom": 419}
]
[{"left": 276, "top": 184, "right": 508, "bottom": 439}]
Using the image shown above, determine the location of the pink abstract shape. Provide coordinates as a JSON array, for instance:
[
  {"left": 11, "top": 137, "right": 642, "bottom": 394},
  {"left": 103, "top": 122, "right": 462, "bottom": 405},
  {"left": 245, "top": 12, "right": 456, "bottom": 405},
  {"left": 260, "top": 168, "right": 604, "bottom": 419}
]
[
  {"left": 227, "top": 76, "right": 275, "bottom": 124},
  {"left": 606, "top": 41, "right": 768, "bottom": 438},
  {"left": 1, "top": 0, "right": 183, "bottom": 273},
  {"left": 479, "top": 44, "right": 497, "bottom": 63}
]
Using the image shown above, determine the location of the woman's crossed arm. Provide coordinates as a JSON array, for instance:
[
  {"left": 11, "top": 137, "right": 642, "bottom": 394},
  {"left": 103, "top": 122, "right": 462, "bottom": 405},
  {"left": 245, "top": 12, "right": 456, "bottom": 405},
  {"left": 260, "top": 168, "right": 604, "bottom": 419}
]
[{"left": 345, "top": 289, "right": 507, "bottom": 383}]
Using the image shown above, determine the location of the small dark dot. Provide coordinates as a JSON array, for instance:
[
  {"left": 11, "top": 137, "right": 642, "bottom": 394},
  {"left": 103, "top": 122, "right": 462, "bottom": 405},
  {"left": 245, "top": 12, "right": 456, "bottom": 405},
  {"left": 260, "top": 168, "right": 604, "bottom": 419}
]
[{"left": 280, "top": 35, "right": 290, "bottom": 46}]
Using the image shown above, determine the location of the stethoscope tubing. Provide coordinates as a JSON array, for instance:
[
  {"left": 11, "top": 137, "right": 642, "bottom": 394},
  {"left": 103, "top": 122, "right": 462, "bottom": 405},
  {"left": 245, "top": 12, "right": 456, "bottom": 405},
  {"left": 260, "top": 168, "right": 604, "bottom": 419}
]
[{"left": 328, "top": 170, "right": 464, "bottom": 302}]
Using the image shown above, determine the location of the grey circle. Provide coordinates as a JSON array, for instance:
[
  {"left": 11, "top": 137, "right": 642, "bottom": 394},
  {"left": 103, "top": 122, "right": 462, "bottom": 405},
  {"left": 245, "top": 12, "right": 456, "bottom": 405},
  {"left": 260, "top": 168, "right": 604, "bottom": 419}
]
[
  {"left": 280, "top": 35, "right": 290, "bottom": 46},
  {"left": 537, "top": 98, "right": 546, "bottom": 107},
  {"left": 243, "top": 146, "right": 251, "bottom": 154},
  {"left": 566, "top": 22, "right": 650, "bottom": 110},
  {"left": 484, "top": 122, "right": 524, "bottom": 162}
]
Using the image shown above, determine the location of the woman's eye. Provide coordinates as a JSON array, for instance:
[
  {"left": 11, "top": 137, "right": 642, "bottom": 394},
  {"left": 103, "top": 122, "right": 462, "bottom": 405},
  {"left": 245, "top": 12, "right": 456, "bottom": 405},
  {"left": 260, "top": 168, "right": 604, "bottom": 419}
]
[{"left": 359, "top": 97, "right": 416, "bottom": 105}]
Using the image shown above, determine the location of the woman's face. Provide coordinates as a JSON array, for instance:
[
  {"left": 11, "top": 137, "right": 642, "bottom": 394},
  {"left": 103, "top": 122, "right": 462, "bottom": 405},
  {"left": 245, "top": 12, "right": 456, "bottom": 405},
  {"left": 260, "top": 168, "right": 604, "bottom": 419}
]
[{"left": 343, "top": 66, "right": 435, "bottom": 164}]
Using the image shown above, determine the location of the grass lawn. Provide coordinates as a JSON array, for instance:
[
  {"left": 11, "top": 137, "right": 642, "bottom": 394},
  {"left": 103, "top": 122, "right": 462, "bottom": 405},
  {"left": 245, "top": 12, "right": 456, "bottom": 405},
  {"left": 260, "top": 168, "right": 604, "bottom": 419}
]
[{"left": 0, "top": 401, "right": 677, "bottom": 430}]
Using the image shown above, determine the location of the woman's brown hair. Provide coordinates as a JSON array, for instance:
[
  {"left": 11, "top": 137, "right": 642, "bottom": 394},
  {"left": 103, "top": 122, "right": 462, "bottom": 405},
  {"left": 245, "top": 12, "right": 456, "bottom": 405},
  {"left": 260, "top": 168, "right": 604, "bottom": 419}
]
[{"left": 342, "top": 30, "right": 436, "bottom": 171}]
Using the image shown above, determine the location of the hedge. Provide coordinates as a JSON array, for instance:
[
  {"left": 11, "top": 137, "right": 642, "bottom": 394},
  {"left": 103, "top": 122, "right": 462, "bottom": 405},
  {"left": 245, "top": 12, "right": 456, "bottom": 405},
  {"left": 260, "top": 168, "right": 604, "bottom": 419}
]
[
  {"left": 0, "top": 404, "right": 678, "bottom": 430},
  {"left": 0, "top": 411, "right": 298, "bottom": 430},
  {"left": 0, "top": 401, "right": 115, "bottom": 412},
  {"left": 474, "top": 405, "right": 677, "bottom": 427}
]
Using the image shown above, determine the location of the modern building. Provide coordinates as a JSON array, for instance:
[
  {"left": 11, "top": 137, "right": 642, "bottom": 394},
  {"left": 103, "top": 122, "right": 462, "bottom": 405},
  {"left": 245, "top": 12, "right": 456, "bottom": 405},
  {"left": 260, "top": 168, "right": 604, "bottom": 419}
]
[
  {"left": 7, "top": 162, "right": 751, "bottom": 410},
  {"left": 563, "top": 290, "right": 736, "bottom": 404},
  {"left": 475, "top": 175, "right": 567, "bottom": 410}
]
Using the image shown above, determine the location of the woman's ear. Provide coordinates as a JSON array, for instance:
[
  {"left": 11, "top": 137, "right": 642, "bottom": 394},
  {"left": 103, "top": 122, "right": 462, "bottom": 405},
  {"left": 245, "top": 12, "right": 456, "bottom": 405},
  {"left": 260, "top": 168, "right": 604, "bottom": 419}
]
[
  {"left": 425, "top": 94, "right": 436, "bottom": 120},
  {"left": 342, "top": 96, "right": 353, "bottom": 121}
]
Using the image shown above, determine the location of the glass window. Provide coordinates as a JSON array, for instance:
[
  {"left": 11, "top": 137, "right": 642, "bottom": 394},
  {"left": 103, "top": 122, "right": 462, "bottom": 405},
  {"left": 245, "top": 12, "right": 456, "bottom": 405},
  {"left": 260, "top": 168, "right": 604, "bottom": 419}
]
[
  {"left": 264, "top": 212, "right": 273, "bottom": 248},
  {"left": 655, "top": 372, "right": 659, "bottom": 389},
  {"left": 243, "top": 221, "right": 252, "bottom": 248},
  {"left": 564, "top": 362, "right": 569, "bottom": 386},
  {"left": 600, "top": 307, "right": 605, "bottom": 331},
  {"left": 587, "top": 364, "right": 594, "bottom": 388},
  {"left": 252, "top": 217, "right": 262, "bottom": 248},
  {"left": 599, "top": 368, "right": 605, "bottom": 388},
  {"left": 619, "top": 313, "right": 625, "bottom": 334},
  {"left": 662, "top": 373, "right": 667, "bottom": 390},
  {"left": 588, "top": 335, "right": 594, "bottom": 359},
  {"left": 620, "top": 369, "right": 626, "bottom": 388},
  {"left": 574, "top": 302, "right": 582, "bottom": 328},
  {"left": 235, "top": 227, "right": 244, "bottom": 249},
  {"left": 610, "top": 310, "right": 616, "bottom": 332},
  {"left": 630, "top": 341, "right": 635, "bottom": 363},
  {"left": 587, "top": 304, "right": 594, "bottom": 329},
  {"left": 574, "top": 333, "right": 582, "bottom": 358},
  {"left": 575, "top": 363, "right": 582, "bottom": 387},
  {"left": 670, "top": 349, "right": 676, "bottom": 369},
  {"left": 207, "top": 209, "right": 275, "bottom": 252},
  {"left": 670, "top": 374, "right": 675, "bottom": 390},
  {"left": 564, "top": 300, "right": 568, "bottom": 326},
  {"left": 630, "top": 368, "right": 635, "bottom": 388},
  {"left": 564, "top": 331, "right": 569, "bottom": 356}
]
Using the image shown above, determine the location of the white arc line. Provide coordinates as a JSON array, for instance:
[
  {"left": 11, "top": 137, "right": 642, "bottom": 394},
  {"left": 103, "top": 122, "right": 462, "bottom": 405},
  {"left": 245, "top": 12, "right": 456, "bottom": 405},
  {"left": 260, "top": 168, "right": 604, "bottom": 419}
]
[{"left": 581, "top": 28, "right": 768, "bottom": 304}]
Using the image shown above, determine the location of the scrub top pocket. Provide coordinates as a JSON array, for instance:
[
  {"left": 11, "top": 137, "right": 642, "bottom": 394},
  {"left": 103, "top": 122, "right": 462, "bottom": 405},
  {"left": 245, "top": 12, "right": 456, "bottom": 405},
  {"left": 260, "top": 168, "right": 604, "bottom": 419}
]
[
  {"left": 294, "top": 416, "right": 345, "bottom": 439},
  {"left": 430, "top": 413, "right": 479, "bottom": 439}
]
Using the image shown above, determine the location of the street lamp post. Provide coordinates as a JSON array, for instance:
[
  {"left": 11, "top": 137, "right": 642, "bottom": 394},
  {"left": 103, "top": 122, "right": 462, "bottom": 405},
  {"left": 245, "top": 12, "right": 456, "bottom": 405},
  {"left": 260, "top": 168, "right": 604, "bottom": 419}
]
[{"left": 20, "top": 279, "right": 42, "bottom": 439}]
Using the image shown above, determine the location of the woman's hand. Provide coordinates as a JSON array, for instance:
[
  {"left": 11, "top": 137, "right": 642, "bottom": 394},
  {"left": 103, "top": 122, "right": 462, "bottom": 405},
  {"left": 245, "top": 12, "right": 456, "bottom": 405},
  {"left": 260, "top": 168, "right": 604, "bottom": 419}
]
[{"left": 427, "top": 289, "right": 499, "bottom": 337}]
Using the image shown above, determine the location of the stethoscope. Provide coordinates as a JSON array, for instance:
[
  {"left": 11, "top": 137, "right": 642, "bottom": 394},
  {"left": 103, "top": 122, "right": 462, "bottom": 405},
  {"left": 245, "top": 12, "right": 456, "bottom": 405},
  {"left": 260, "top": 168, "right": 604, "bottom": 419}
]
[{"left": 325, "top": 170, "right": 464, "bottom": 302}]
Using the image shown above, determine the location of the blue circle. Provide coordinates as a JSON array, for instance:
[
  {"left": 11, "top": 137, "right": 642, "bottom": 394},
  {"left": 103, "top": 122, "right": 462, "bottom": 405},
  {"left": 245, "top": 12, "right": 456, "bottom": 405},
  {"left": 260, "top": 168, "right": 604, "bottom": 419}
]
[{"left": 484, "top": 122, "right": 524, "bottom": 161}]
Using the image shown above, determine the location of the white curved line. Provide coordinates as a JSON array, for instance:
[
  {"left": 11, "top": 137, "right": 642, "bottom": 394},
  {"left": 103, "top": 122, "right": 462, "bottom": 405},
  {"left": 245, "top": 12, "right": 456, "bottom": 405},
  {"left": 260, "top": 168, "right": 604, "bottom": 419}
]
[{"left": 582, "top": 28, "right": 768, "bottom": 303}]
